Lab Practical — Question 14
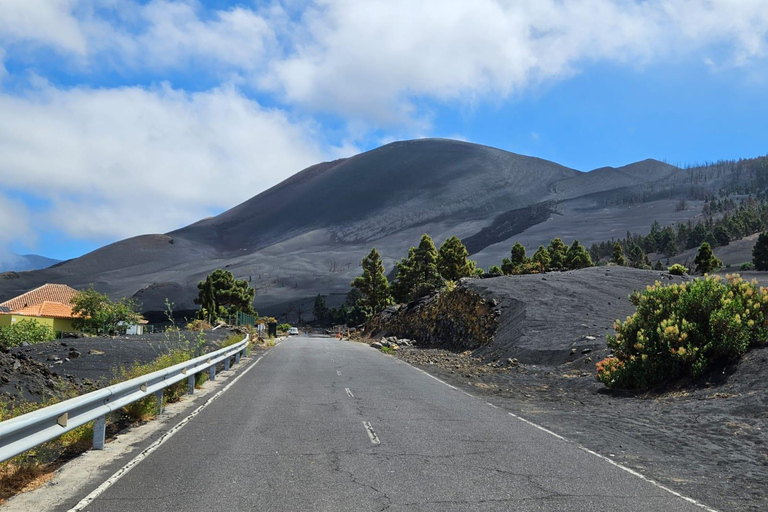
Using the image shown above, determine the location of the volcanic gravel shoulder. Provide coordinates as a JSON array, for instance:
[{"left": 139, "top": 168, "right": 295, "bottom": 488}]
[{"left": 2, "top": 330, "right": 240, "bottom": 402}]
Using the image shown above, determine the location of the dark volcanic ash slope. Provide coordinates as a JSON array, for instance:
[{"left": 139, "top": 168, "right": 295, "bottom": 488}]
[
  {"left": 369, "top": 267, "right": 690, "bottom": 366},
  {"left": 0, "top": 139, "right": 698, "bottom": 315}
]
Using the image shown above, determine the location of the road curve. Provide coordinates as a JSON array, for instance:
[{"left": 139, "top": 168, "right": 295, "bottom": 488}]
[{"left": 71, "top": 336, "right": 712, "bottom": 512}]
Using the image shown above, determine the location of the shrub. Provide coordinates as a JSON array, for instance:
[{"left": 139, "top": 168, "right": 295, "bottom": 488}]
[
  {"left": 0, "top": 320, "right": 56, "bottom": 348},
  {"left": 741, "top": 262, "right": 756, "bottom": 271},
  {"left": 597, "top": 275, "right": 768, "bottom": 389},
  {"left": 488, "top": 265, "right": 503, "bottom": 277},
  {"left": 186, "top": 319, "right": 212, "bottom": 331},
  {"left": 277, "top": 323, "right": 291, "bottom": 332},
  {"left": 667, "top": 264, "right": 688, "bottom": 276}
]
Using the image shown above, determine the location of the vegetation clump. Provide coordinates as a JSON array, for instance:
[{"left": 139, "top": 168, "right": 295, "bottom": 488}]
[
  {"left": 667, "top": 264, "right": 688, "bottom": 276},
  {"left": 693, "top": 242, "right": 722, "bottom": 274},
  {"left": 597, "top": 275, "right": 768, "bottom": 389},
  {"left": 351, "top": 248, "right": 394, "bottom": 316},
  {"left": 0, "top": 320, "right": 56, "bottom": 348}
]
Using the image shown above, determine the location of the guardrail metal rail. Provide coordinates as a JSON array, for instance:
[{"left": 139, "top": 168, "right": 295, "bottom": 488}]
[{"left": 0, "top": 335, "right": 250, "bottom": 463}]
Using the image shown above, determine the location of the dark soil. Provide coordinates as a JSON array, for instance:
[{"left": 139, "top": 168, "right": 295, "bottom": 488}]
[
  {"left": 1, "top": 329, "right": 239, "bottom": 403},
  {"left": 393, "top": 340, "right": 768, "bottom": 512}
]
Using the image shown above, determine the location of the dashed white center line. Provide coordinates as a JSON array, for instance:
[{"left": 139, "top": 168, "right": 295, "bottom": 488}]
[
  {"left": 337, "top": 370, "right": 342, "bottom": 376},
  {"left": 345, "top": 387, "right": 354, "bottom": 398},
  {"left": 362, "top": 421, "right": 380, "bottom": 445}
]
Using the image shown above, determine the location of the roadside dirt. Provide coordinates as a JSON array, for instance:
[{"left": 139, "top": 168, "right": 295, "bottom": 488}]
[{"left": 394, "top": 345, "right": 768, "bottom": 512}]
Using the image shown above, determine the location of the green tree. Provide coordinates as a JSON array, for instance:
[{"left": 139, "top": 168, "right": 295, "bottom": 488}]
[
  {"left": 531, "top": 246, "right": 551, "bottom": 271},
  {"left": 610, "top": 242, "right": 626, "bottom": 266},
  {"left": 437, "top": 236, "right": 477, "bottom": 281},
  {"left": 713, "top": 225, "right": 731, "bottom": 246},
  {"left": 392, "top": 234, "right": 444, "bottom": 302},
  {"left": 488, "top": 265, "right": 503, "bottom": 276},
  {"left": 654, "top": 260, "right": 664, "bottom": 271},
  {"left": 694, "top": 242, "right": 722, "bottom": 274},
  {"left": 565, "top": 240, "right": 593, "bottom": 270},
  {"left": 351, "top": 248, "right": 393, "bottom": 315},
  {"left": 71, "top": 287, "right": 142, "bottom": 335},
  {"left": 547, "top": 238, "right": 568, "bottom": 269},
  {"left": 195, "top": 269, "right": 255, "bottom": 321},
  {"left": 753, "top": 232, "right": 768, "bottom": 270},
  {"left": 510, "top": 242, "right": 528, "bottom": 267},
  {"left": 313, "top": 294, "right": 329, "bottom": 324},
  {"left": 628, "top": 246, "right": 650, "bottom": 269}
]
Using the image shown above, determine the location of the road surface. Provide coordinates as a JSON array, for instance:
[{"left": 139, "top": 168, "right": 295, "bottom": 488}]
[{"left": 70, "top": 337, "right": 712, "bottom": 511}]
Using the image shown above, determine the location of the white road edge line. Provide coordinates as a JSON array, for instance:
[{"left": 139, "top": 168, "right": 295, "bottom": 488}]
[
  {"left": 362, "top": 421, "right": 380, "bottom": 445},
  {"left": 345, "top": 387, "right": 354, "bottom": 398},
  {"left": 68, "top": 355, "right": 265, "bottom": 512},
  {"left": 398, "top": 358, "right": 718, "bottom": 512}
]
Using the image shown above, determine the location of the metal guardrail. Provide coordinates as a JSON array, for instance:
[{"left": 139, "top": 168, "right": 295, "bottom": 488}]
[{"left": 0, "top": 335, "right": 250, "bottom": 463}]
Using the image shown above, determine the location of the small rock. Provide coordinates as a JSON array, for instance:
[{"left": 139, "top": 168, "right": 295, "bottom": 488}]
[
  {"left": 12, "top": 360, "right": 21, "bottom": 370},
  {"left": 47, "top": 355, "right": 61, "bottom": 361},
  {"left": 88, "top": 349, "right": 105, "bottom": 355},
  {"left": 581, "top": 348, "right": 592, "bottom": 354},
  {"left": 584, "top": 335, "right": 596, "bottom": 341},
  {"left": 370, "top": 342, "right": 383, "bottom": 350},
  {"left": 68, "top": 350, "right": 81, "bottom": 359},
  {"left": 45, "top": 379, "right": 56, "bottom": 389},
  {"left": 60, "top": 342, "right": 68, "bottom": 347},
  {"left": 584, "top": 357, "right": 592, "bottom": 363},
  {"left": 64, "top": 358, "right": 70, "bottom": 362},
  {"left": 507, "top": 358, "right": 518, "bottom": 366},
  {"left": 21, "top": 342, "right": 29, "bottom": 347},
  {"left": 570, "top": 348, "right": 577, "bottom": 355},
  {"left": 53, "top": 360, "right": 63, "bottom": 365}
]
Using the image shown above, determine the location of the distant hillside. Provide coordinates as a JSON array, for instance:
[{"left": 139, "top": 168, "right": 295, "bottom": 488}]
[
  {"left": 0, "top": 254, "right": 61, "bottom": 273},
  {"left": 0, "top": 139, "right": 759, "bottom": 320}
]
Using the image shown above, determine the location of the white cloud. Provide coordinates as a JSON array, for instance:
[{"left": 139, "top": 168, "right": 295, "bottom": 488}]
[
  {"left": 0, "top": 83, "right": 338, "bottom": 241},
  {"left": 263, "top": 0, "right": 768, "bottom": 124},
  {"left": 0, "top": 0, "right": 87, "bottom": 55}
]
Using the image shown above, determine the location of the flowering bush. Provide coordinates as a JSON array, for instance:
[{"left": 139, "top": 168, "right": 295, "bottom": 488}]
[
  {"left": 597, "top": 274, "right": 768, "bottom": 389},
  {"left": 667, "top": 263, "right": 688, "bottom": 275}
]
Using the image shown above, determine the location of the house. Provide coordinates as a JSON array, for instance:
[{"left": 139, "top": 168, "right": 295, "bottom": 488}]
[{"left": 0, "top": 284, "right": 81, "bottom": 333}]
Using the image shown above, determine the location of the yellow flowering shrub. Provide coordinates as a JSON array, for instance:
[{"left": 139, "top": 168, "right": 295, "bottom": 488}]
[{"left": 597, "top": 274, "right": 768, "bottom": 389}]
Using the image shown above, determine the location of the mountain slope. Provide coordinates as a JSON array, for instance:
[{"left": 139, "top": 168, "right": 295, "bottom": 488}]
[
  {"left": 0, "top": 254, "right": 61, "bottom": 272},
  {"left": 0, "top": 139, "right": 697, "bottom": 316}
]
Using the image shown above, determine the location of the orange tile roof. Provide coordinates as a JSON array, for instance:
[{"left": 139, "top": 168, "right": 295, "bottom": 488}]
[
  {"left": 10, "top": 301, "right": 79, "bottom": 320},
  {"left": 0, "top": 284, "right": 79, "bottom": 311}
]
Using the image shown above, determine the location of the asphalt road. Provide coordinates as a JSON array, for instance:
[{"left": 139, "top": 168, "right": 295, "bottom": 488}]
[{"left": 74, "top": 337, "right": 712, "bottom": 511}]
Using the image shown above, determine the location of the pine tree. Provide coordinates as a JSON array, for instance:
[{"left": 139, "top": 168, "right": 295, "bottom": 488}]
[
  {"left": 610, "top": 242, "right": 626, "bottom": 266},
  {"left": 548, "top": 238, "right": 568, "bottom": 269},
  {"left": 510, "top": 242, "right": 528, "bottom": 267},
  {"left": 391, "top": 234, "right": 444, "bottom": 303},
  {"left": 195, "top": 269, "right": 255, "bottom": 320},
  {"left": 565, "top": 240, "right": 593, "bottom": 270},
  {"left": 351, "top": 248, "right": 393, "bottom": 315},
  {"left": 411, "top": 234, "right": 444, "bottom": 298},
  {"left": 628, "top": 246, "right": 649, "bottom": 269},
  {"left": 531, "top": 246, "right": 551, "bottom": 271},
  {"left": 437, "top": 236, "right": 477, "bottom": 281},
  {"left": 488, "top": 265, "right": 503, "bottom": 276},
  {"left": 694, "top": 242, "right": 722, "bottom": 274},
  {"left": 313, "top": 294, "right": 329, "bottom": 323},
  {"left": 654, "top": 260, "right": 664, "bottom": 271},
  {"left": 753, "top": 232, "right": 768, "bottom": 270}
]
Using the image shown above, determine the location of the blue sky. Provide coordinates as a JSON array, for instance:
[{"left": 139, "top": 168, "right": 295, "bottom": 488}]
[{"left": 0, "top": 0, "right": 767, "bottom": 264}]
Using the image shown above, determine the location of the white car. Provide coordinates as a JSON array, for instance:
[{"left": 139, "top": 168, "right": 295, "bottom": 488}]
[{"left": 288, "top": 327, "right": 299, "bottom": 335}]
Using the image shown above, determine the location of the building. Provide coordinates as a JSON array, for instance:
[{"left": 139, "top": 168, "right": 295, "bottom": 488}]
[{"left": 0, "top": 284, "right": 80, "bottom": 333}]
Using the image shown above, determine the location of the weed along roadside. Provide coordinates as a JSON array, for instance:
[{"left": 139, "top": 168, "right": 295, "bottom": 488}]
[{"left": 0, "top": 333, "right": 267, "bottom": 506}]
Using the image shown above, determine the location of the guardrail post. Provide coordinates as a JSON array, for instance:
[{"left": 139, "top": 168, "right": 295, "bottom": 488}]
[
  {"left": 155, "top": 390, "right": 164, "bottom": 415},
  {"left": 93, "top": 415, "right": 106, "bottom": 450},
  {"left": 210, "top": 365, "right": 216, "bottom": 381},
  {"left": 224, "top": 357, "right": 231, "bottom": 371},
  {"left": 188, "top": 374, "right": 195, "bottom": 394},
  {"left": 235, "top": 351, "right": 240, "bottom": 364}
]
